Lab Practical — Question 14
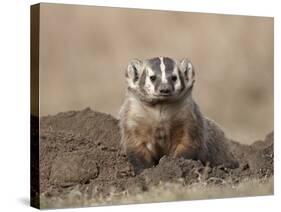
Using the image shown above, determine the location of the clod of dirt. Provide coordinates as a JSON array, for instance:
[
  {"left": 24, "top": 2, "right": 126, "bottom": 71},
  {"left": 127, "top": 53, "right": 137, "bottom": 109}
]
[
  {"left": 247, "top": 141, "right": 273, "bottom": 177},
  {"left": 38, "top": 108, "right": 273, "bottom": 199},
  {"left": 140, "top": 156, "right": 184, "bottom": 184},
  {"left": 50, "top": 151, "right": 99, "bottom": 187}
]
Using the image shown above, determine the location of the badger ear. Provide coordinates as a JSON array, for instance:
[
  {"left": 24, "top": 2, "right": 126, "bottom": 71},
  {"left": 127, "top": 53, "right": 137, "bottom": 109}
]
[
  {"left": 126, "top": 59, "right": 143, "bottom": 87},
  {"left": 179, "top": 58, "right": 195, "bottom": 87}
]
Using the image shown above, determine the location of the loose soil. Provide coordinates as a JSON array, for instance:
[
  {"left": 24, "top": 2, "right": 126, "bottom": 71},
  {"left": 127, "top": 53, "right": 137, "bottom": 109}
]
[{"left": 39, "top": 108, "right": 273, "bottom": 205}]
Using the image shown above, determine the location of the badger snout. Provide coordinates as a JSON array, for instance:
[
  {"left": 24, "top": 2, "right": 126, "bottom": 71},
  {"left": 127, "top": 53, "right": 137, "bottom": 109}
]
[{"left": 158, "top": 83, "right": 172, "bottom": 95}]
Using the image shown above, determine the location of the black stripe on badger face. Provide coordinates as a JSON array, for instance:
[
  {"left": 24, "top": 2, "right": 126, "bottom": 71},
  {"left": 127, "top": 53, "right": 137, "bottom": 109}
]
[
  {"left": 163, "top": 57, "right": 175, "bottom": 73},
  {"left": 178, "top": 68, "right": 186, "bottom": 92},
  {"left": 148, "top": 57, "right": 161, "bottom": 73}
]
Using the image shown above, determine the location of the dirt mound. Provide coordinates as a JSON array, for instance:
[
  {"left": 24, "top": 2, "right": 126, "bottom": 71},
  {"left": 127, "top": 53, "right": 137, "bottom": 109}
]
[{"left": 39, "top": 108, "right": 273, "bottom": 200}]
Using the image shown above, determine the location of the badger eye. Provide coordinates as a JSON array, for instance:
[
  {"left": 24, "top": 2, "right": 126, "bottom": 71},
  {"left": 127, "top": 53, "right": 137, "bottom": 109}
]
[
  {"left": 171, "top": 75, "right": 177, "bottom": 82},
  {"left": 150, "top": 75, "right": 156, "bottom": 82}
]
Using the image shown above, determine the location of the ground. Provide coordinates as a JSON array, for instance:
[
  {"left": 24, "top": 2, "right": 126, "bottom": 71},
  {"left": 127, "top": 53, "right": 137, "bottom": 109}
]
[{"left": 36, "top": 108, "right": 273, "bottom": 209}]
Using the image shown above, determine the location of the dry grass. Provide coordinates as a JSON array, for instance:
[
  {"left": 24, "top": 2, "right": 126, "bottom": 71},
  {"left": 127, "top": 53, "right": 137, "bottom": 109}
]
[{"left": 40, "top": 177, "right": 273, "bottom": 209}]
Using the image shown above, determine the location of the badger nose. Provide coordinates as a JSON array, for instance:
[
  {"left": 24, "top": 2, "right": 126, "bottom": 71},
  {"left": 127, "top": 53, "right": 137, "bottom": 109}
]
[{"left": 159, "top": 84, "right": 172, "bottom": 94}]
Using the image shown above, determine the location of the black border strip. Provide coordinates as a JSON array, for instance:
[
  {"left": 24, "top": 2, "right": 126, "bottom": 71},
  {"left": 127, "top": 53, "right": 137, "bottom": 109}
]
[{"left": 30, "top": 3, "right": 40, "bottom": 209}]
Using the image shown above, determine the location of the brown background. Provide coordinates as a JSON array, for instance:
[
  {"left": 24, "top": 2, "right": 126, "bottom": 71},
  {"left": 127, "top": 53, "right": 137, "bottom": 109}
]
[{"left": 39, "top": 3, "right": 273, "bottom": 144}]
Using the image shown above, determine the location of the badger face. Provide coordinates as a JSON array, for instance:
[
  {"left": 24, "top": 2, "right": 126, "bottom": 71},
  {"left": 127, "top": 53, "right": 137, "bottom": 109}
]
[{"left": 126, "top": 57, "right": 195, "bottom": 104}]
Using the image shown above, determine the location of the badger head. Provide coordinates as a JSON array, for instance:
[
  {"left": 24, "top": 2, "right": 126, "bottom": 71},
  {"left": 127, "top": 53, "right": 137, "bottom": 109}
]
[{"left": 125, "top": 57, "right": 195, "bottom": 104}]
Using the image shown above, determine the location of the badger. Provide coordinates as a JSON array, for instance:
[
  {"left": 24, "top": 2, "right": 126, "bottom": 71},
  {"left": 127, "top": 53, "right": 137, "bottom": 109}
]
[{"left": 119, "top": 57, "right": 238, "bottom": 174}]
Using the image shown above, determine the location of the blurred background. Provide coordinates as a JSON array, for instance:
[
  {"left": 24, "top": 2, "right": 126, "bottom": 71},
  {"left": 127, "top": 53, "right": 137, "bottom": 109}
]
[{"left": 39, "top": 3, "right": 273, "bottom": 144}]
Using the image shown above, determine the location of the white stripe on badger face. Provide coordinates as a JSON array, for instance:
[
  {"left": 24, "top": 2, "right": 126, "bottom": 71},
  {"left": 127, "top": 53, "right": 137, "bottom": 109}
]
[
  {"left": 160, "top": 57, "right": 168, "bottom": 83},
  {"left": 145, "top": 67, "right": 156, "bottom": 95}
]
